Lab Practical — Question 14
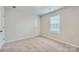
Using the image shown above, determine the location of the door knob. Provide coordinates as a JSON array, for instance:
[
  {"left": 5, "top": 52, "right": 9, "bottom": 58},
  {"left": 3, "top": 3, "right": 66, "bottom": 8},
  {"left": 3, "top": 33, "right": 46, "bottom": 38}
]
[{"left": 0, "top": 30, "right": 3, "bottom": 32}]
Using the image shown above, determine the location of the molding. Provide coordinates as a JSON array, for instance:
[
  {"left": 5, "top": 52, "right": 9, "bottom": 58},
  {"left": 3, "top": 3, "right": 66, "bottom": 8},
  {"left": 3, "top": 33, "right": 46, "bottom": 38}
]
[
  {"left": 35, "top": 6, "right": 65, "bottom": 16},
  {"left": 6, "top": 34, "right": 40, "bottom": 43},
  {"left": 40, "top": 6, "right": 68, "bottom": 16},
  {"left": 41, "top": 34, "right": 79, "bottom": 49},
  {"left": 0, "top": 40, "right": 5, "bottom": 50}
]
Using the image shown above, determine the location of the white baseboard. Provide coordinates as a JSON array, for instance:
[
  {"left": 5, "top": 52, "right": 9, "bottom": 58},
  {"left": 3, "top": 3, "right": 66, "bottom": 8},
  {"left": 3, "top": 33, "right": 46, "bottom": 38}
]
[
  {"left": 0, "top": 40, "right": 5, "bottom": 50},
  {"left": 41, "top": 34, "right": 79, "bottom": 48},
  {"left": 6, "top": 34, "right": 40, "bottom": 43}
]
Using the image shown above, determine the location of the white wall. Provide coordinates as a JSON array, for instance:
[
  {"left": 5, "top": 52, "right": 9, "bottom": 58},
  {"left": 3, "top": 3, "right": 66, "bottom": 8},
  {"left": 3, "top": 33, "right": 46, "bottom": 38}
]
[
  {"left": 5, "top": 6, "right": 40, "bottom": 42},
  {"left": 40, "top": 7, "right": 79, "bottom": 47}
]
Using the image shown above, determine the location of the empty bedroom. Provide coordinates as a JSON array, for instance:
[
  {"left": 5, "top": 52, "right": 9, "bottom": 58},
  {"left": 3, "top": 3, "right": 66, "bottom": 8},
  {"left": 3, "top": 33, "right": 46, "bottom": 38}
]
[{"left": 0, "top": 6, "right": 79, "bottom": 52}]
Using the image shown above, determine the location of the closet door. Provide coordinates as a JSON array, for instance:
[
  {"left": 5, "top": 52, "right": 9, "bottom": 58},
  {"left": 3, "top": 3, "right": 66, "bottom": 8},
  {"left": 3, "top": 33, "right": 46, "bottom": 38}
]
[{"left": 0, "top": 6, "right": 5, "bottom": 42}]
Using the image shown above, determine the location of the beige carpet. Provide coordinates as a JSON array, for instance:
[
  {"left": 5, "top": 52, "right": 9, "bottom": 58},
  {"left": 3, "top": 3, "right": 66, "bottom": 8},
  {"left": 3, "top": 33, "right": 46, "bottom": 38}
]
[{"left": 0, "top": 36, "right": 79, "bottom": 52}]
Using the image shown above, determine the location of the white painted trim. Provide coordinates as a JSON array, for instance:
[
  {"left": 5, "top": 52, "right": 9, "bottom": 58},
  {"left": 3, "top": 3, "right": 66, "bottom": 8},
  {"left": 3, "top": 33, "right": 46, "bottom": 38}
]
[
  {"left": 0, "top": 40, "right": 5, "bottom": 50},
  {"left": 41, "top": 34, "right": 79, "bottom": 48},
  {"left": 35, "top": 6, "right": 65, "bottom": 16},
  {"left": 6, "top": 34, "right": 40, "bottom": 43}
]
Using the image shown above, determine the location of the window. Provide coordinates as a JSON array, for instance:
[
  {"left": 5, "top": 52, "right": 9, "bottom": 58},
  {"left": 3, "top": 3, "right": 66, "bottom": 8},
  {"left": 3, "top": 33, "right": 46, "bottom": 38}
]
[{"left": 49, "top": 15, "right": 60, "bottom": 33}]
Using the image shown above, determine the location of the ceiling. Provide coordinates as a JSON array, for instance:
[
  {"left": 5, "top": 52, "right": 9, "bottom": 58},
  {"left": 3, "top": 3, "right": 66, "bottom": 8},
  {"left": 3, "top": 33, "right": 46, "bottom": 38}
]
[
  {"left": 34, "top": 6, "right": 65, "bottom": 15},
  {"left": 5, "top": 6, "right": 65, "bottom": 16}
]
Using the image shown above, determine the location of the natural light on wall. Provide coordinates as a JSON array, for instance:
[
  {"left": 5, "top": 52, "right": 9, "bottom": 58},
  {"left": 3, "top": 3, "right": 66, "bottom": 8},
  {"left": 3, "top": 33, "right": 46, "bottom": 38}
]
[{"left": 49, "top": 15, "right": 60, "bottom": 33}]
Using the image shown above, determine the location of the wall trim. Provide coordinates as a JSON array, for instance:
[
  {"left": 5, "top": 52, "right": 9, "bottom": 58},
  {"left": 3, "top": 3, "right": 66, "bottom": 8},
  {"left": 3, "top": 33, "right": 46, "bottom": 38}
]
[
  {"left": 41, "top": 34, "right": 79, "bottom": 49},
  {"left": 0, "top": 40, "right": 5, "bottom": 50},
  {"left": 6, "top": 34, "right": 40, "bottom": 43},
  {"left": 4, "top": 33, "right": 79, "bottom": 49}
]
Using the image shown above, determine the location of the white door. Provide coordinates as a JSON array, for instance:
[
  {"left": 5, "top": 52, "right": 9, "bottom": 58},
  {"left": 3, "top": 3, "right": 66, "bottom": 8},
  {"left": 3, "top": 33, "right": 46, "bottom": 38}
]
[{"left": 0, "top": 6, "right": 5, "bottom": 49}]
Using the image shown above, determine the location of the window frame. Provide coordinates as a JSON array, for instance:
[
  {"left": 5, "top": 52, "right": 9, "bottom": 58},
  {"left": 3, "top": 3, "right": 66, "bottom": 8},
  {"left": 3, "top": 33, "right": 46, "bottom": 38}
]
[{"left": 49, "top": 15, "right": 61, "bottom": 33}]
